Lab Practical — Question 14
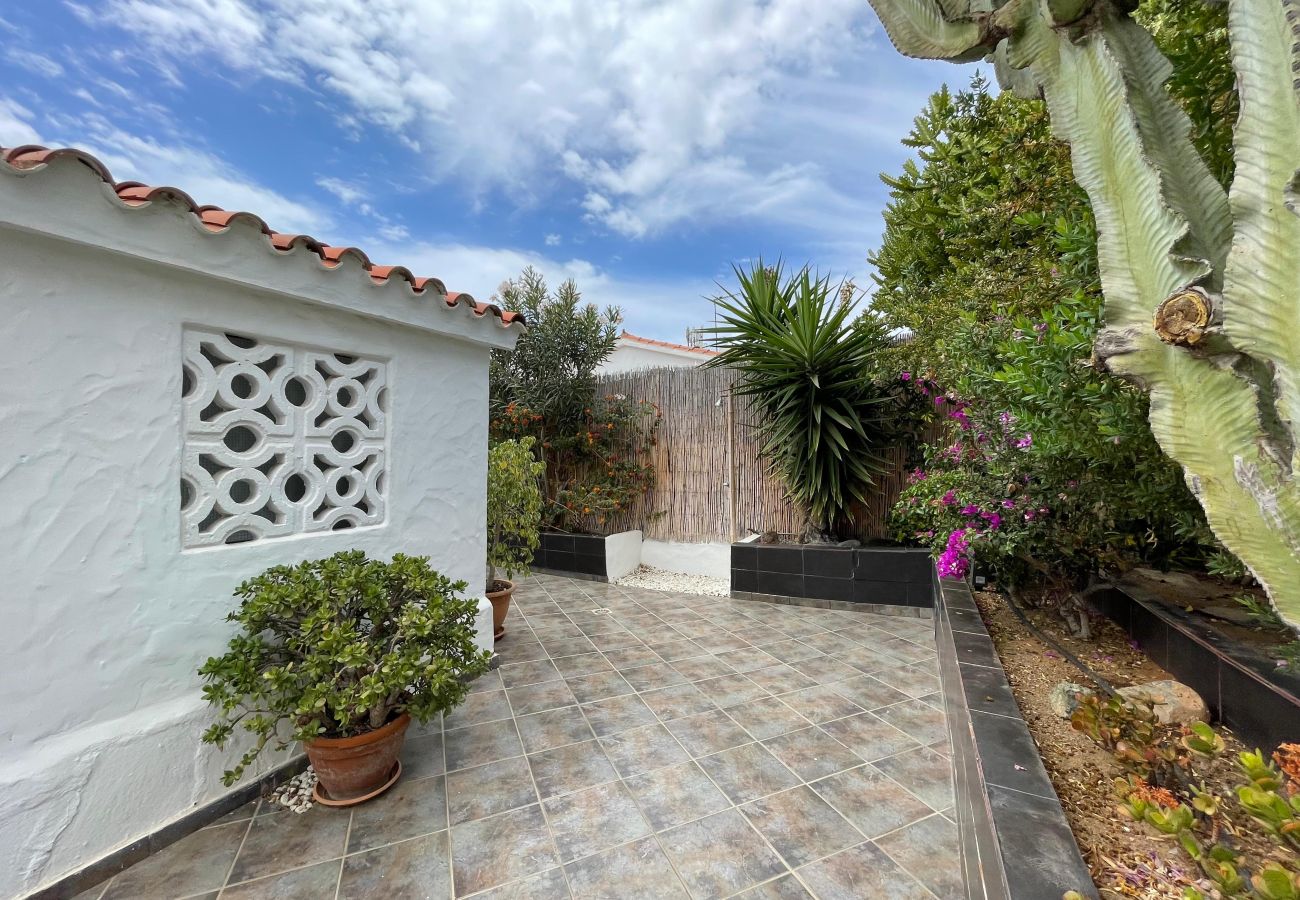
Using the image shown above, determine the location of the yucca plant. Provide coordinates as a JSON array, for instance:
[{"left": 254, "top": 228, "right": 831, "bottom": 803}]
[{"left": 704, "top": 262, "right": 897, "bottom": 535}]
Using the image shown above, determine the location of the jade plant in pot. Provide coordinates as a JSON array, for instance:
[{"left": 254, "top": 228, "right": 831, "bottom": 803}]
[
  {"left": 486, "top": 437, "right": 544, "bottom": 641},
  {"left": 198, "top": 550, "right": 490, "bottom": 806}
]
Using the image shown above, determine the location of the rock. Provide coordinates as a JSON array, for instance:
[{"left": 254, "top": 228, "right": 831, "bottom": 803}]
[
  {"left": 1116, "top": 680, "right": 1208, "bottom": 725},
  {"left": 1048, "top": 681, "right": 1094, "bottom": 718},
  {"left": 836, "top": 539, "right": 862, "bottom": 548}
]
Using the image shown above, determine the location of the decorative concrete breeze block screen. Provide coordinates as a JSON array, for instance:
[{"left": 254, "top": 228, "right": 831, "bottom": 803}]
[{"left": 180, "top": 328, "right": 387, "bottom": 548}]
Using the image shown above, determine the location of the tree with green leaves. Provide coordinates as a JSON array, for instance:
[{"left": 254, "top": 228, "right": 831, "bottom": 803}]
[
  {"left": 867, "top": 0, "right": 1300, "bottom": 633},
  {"left": 704, "top": 262, "right": 906, "bottom": 537}
]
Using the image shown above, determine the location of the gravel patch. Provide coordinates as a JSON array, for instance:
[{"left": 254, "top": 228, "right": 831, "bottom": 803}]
[{"left": 615, "top": 564, "right": 729, "bottom": 597}]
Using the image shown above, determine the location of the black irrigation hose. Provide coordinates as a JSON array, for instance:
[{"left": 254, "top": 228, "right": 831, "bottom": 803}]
[{"left": 1003, "top": 587, "right": 1118, "bottom": 698}]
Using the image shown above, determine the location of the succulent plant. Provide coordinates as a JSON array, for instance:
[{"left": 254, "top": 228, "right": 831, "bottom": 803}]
[{"left": 865, "top": 0, "right": 1300, "bottom": 631}]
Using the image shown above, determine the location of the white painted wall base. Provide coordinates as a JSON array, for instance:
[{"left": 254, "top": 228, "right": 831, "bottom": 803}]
[
  {"left": 604, "top": 530, "right": 644, "bottom": 580},
  {"left": 639, "top": 540, "right": 731, "bottom": 580}
]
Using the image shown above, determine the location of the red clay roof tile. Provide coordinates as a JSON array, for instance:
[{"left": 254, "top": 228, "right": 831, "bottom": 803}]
[
  {"left": 0, "top": 144, "right": 524, "bottom": 329},
  {"left": 620, "top": 330, "right": 717, "bottom": 356}
]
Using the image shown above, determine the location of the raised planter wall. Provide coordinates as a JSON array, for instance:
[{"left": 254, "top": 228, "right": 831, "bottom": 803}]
[
  {"left": 1093, "top": 584, "right": 1300, "bottom": 753},
  {"left": 531, "top": 530, "right": 643, "bottom": 581},
  {"left": 730, "top": 543, "right": 933, "bottom": 611},
  {"left": 935, "top": 572, "right": 1099, "bottom": 900}
]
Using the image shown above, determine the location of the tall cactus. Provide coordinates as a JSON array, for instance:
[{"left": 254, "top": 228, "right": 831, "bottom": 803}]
[{"left": 867, "top": 0, "right": 1300, "bottom": 629}]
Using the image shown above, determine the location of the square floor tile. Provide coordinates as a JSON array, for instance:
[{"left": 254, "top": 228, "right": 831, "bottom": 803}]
[
  {"left": 830, "top": 646, "right": 905, "bottom": 676},
  {"left": 447, "top": 689, "right": 514, "bottom": 730},
  {"left": 794, "top": 841, "right": 933, "bottom": 900},
  {"left": 467, "top": 867, "right": 570, "bottom": 899},
  {"left": 790, "top": 656, "right": 861, "bottom": 684},
  {"left": 444, "top": 718, "right": 523, "bottom": 772},
  {"left": 780, "top": 684, "right": 865, "bottom": 724},
  {"left": 874, "top": 698, "right": 947, "bottom": 746},
  {"left": 670, "top": 655, "right": 735, "bottom": 682},
  {"left": 588, "top": 629, "right": 646, "bottom": 652},
  {"left": 871, "top": 746, "right": 953, "bottom": 811},
  {"left": 543, "top": 781, "right": 651, "bottom": 861},
  {"left": 562, "top": 835, "right": 689, "bottom": 900},
  {"left": 733, "top": 874, "right": 815, "bottom": 899},
  {"left": 695, "top": 674, "right": 770, "bottom": 709},
  {"left": 623, "top": 760, "right": 732, "bottom": 832},
  {"left": 348, "top": 774, "right": 448, "bottom": 851},
  {"left": 651, "top": 639, "right": 708, "bottom": 662},
  {"left": 507, "top": 679, "right": 578, "bottom": 717},
  {"left": 827, "top": 676, "right": 910, "bottom": 711},
  {"left": 447, "top": 756, "right": 537, "bottom": 825},
  {"left": 400, "top": 732, "right": 446, "bottom": 781},
  {"left": 101, "top": 821, "right": 247, "bottom": 898},
  {"left": 640, "top": 683, "right": 717, "bottom": 722},
  {"left": 500, "top": 659, "right": 563, "bottom": 689},
  {"left": 527, "top": 738, "right": 618, "bottom": 799},
  {"left": 599, "top": 722, "right": 691, "bottom": 777},
  {"left": 659, "top": 808, "right": 786, "bottom": 899},
  {"left": 602, "top": 646, "right": 662, "bottom": 670},
  {"left": 451, "top": 804, "right": 559, "bottom": 897},
  {"left": 818, "top": 713, "right": 918, "bottom": 762},
  {"left": 725, "top": 697, "right": 811, "bottom": 741},
  {"left": 715, "top": 647, "right": 782, "bottom": 674},
  {"left": 877, "top": 638, "right": 935, "bottom": 666},
  {"left": 762, "top": 727, "right": 863, "bottom": 782},
  {"left": 740, "top": 785, "right": 858, "bottom": 868},
  {"left": 744, "top": 665, "right": 818, "bottom": 696},
  {"left": 763, "top": 640, "right": 824, "bottom": 665},
  {"left": 222, "top": 859, "right": 341, "bottom": 899},
  {"left": 665, "top": 709, "right": 752, "bottom": 757},
  {"left": 871, "top": 665, "right": 941, "bottom": 700},
  {"left": 227, "top": 806, "right": 350, "bottom": 884},
  {"left": 538, "top": 635, "right": 599, "bottom": 659},
  {"left": 469, "top": 670, "right": 504, "bottom": 695},
  {"left": 515, "top": 705, "right": 595, "bottom": 754},
  {"left": 874, "top": 813, "right": 962, "bottom": 898},
  {"left": 565, "top": 670, "right": 635, "bottom": 704},
  {"left": 340, "top": 830, "right": 450, "bottom": 899},
  {"left": 697, "top": 742, "right": 800, "bottom": 805},
  {"left": 621, "top": 662, "right": 689, "bottom": 692},
  {"left": 552, "top": 651, "right": 613, "bottom": 678},
  {"left": 808, "top": 764, "right": 932, "bottom": 840},
  {"left": 581, "top": 693, "right": 658, "bottom": 737}
]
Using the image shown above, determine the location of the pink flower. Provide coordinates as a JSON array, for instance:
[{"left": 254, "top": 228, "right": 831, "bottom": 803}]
[
  {"left": 941, "top": 490, "right": 957, "bottom": 506},
  {"left": 900, "top": 372, "right": 912, "bottom": 382},
  {"left": 959, "top": 504, "right": 980, "bottom": 516},
  {"left": 1015, "top": 433, "right": 1033, "bottom": 450},
  {"left": 1001, "top": 499, "right": 1015, "bottom": 509}
]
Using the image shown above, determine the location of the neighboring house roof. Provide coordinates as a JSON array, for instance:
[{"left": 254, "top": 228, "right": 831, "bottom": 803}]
[
  {"left": 0, "top": 145, "right": 524, "bottom": 330},
  {"left": 619, "top": 330, "right": 719, "bottom": 357}
]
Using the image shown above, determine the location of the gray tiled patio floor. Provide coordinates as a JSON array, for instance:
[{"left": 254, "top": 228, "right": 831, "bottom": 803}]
[{"left": 83, "top": 574, "right": 958, "bottom": 899}]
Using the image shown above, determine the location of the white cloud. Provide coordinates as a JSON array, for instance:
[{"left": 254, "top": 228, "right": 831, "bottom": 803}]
[
  {"left": 315, "top": 176, "right": 366, "bottom": 207},
  {"left": 76, "top": 0, "right": 955, "bottom": 240},
  {"left": 0, "top": 97, "right": 43, "bottom": 145},
  {"left": 544, "top": 233, "right": 561, "bottom": 247},
  {"left": 365, "top": 236, "right": 719, "bottom": 338},
  {"left": 5, "top": 47, "right": 64, "bottom": 78},
  {"left": 31, "top": 111, "right": 330, "bottom": 235}
]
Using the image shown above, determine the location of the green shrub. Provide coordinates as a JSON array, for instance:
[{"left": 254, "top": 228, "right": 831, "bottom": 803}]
[
  {"left": 487, "top": 437, "right": 544, "bottom": 588},
  {"left": 199, "top": 551, "right": 490, "bottom": 785}
]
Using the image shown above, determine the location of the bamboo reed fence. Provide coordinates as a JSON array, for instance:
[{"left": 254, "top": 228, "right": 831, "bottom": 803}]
[{"left": 597, "top": 365, "right": 927, "bottom": 543}]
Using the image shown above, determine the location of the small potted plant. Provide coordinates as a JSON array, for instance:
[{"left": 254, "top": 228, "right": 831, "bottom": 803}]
[
  {"left": 199, "top": 551, "right": 490, "bottom": 806},
  {"left": 486, "top": 437, "right": 544, "bottom": 640}
]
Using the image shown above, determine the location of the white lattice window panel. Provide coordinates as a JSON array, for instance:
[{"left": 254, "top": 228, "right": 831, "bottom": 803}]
[{"left": 181, "top": 329, "right": 387, "bottom": 548}]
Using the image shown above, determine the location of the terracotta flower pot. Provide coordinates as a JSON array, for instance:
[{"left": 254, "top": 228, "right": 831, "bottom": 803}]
[
  {"left": 486, "top": 579, "right": 515, "bottom": 642},
  {"left": 305, "top": 713, "right": 409, "bottom": 806}
]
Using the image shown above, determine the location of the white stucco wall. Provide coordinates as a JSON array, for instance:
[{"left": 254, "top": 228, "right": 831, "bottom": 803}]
[
  {"left": 0, "top": 160, "right": 514, "bottom": 897},
  {"left": 641, "top": 540, "right": 732, "bottom": 579},
  {"left": 604, "top": 530, "right": 644, "bottom": 580},
  {"left": 598, "top": 342, "right": 711, "bottom": 374}
]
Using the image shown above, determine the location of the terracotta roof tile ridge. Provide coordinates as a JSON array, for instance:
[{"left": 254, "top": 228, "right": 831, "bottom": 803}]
[
  {"left": 1, "top": 144, "right": 524, "bottom": 329},
  {"left": 620, "top": 329, "right": 717, "bottom": 355}
]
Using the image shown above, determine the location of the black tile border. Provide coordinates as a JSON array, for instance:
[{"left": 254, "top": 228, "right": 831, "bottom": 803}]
[
  {"left": 936, "top": 572, "right": 1099, "bottom": 900},
  {"left": 24, "top": 755, "right": 310, "bottom": 900},
  {"left": 1092, "top": 584, "right": 1299, "bottom": 753},
  {"left": 533, "top": 532, "right": 610, "bottom": 580},
  {"left": 730, "top": 543, "right": 934, "bottom": 610}
]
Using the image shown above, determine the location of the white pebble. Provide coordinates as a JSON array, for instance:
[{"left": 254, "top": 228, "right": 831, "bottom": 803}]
[{"left": 614, "top": 565, "right": 729, "bottom": 597}]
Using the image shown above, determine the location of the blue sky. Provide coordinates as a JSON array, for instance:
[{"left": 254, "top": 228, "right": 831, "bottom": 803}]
[{"left": 0, "top": 1, "right": 971, "bottom": 340}]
